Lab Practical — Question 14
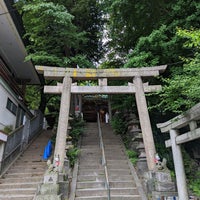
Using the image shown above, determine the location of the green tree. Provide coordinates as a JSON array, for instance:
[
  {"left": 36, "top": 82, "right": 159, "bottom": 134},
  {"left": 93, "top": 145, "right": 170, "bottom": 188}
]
[
  {"left": 16, "top": 0, "right": 104, "bottom": 112},
  {"left": 158, "top": 28, "right": 200, "bottom": 112},
  {"left": 104, "top": 0, "right": 200, "bottom": 114},
  {"left": 103, "top": 0, "right": 200, "bottom": 64},
  {"left": 16, "top": 0, "right": 87, "bottom": 67}
]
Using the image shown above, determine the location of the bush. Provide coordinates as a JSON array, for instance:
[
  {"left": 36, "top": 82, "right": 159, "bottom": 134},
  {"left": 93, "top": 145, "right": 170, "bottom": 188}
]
[
  {"left": 3, "top": 125, "right": 13, "bottom": 134},
  {"left": 111, "top": 114, "right": 126, "bottom": 135},
  {"left": 66, "top": 147, "right": 80, "bottom": 167},
  {"left": 126, "top": 150, "right": 138, "bottom": 166}
]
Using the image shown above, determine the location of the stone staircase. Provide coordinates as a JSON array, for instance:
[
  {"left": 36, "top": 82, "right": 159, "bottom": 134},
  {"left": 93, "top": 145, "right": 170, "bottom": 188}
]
[
  {"left": 0, "top": 130, "right": 53, "bottom": 200},
  {"left": 70, "top": 122, "right": 147, "bottom": 200}
]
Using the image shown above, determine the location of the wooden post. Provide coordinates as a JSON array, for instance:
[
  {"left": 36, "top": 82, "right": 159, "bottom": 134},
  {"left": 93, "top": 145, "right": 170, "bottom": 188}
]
[
  {"left": 134, "top": 76, "right": 156, "bottom": 170},
  {"left": 54, "top": 76, "right": 72, "bottom": 171},
  {"left": 170, "top": 129, "right": 188, "bottom": 200}
]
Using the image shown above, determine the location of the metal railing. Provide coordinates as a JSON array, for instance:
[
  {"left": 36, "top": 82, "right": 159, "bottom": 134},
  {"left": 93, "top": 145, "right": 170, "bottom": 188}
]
[
  {"left": 0, "top": 110, "right": 43, "bottom": 175},
  {"left": 97, "top": 113, "right": 111, "bottom": 200}
]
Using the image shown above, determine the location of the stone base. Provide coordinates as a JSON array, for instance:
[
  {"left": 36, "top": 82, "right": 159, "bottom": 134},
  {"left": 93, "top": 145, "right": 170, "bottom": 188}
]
[
  {"left": 43, "top": 173, "right": 59, "bottom": 184},
  {"left": 144, "top": 170, "right": 177, "bottom": 197},
  {"left": 154, "top": 171, "right": 172, "bottom": 182},
  {"left": 59, "top": 181, "right": 69, "bottom": 199},
  {"left": 155, "top": 181, "right": 176, "bottom": 192},
  {"left": 136, "top": 159, "right": 148, "bottom": 176},
  {"left": 35, "top": 195, "right": 61, "bottom": 200},
  {"left": 40, "top": 183, "right": 59, "bottom": 195}
]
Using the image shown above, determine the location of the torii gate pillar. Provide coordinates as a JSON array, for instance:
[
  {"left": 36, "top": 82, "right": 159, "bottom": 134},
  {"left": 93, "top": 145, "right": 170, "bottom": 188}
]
[
  {"left": 134, "top": 76, "right": 156, "bottom": 171},
  {"left": 54, "top": 76, "right": 72, "bottom": 171}
]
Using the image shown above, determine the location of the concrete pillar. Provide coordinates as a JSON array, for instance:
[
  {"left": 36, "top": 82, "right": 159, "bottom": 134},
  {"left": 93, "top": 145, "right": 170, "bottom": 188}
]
[
  {"left": 108, "top": 95, "right": 112, "bottom": 122},
  {"left": 134, "top": 76, "right": 156, "bottom": 170},
  {"left": 78, "top": 95, "right": 82, "bottom": 113},
  {"left": 170, "top": 129, "right": 188, "bottom": 200},
  {"left": 189, "top": 121, "right": 197, "bottom": 131},
  {"left": 54, "top": 76, "right": 72, "bottom": 172},
  {"left": 98, "top": 78, "right": 107, "bottom": 86}
]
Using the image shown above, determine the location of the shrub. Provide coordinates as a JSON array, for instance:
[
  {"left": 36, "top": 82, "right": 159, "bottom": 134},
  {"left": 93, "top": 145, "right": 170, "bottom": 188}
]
[
  {"left": 126, "top": 150, "right": 138, "bottom": 166},
  {"left": 66, "top": 147, "right": 80, "bottom": 167}
]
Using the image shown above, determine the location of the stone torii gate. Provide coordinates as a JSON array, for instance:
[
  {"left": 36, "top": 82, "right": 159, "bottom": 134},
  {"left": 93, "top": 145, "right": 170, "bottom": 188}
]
[{"left": 36, "top": 65, "right": 167, "bottom": 172}]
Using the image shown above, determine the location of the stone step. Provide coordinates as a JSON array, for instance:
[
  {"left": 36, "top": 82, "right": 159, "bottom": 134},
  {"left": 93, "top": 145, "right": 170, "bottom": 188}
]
[
  {"left": 13, "top": 162, "right": 46, "bottom": 167},
  {"left": 0, "top": 187, "right": 36, "bottom": 195},
  {"left": 19, "top": 155, "right": 44, "bottom": 159},
  {"left": 78, "top": 169, "right": 104, "bottom": 176},
  {"left": 108, "top": 175, "right": 134, "bottom": 181},
  {"left": 77, "top": 181, "right": 136, "bottom": 189},
  {"left": 17, "top": 158, "right": 44, "bottom": 162},
  {"left": 0, "top": 176, "right": 42, "bottom": 183},
  {"left": 81, "top": 146, "right": 100, "bottom": 149},
  {"left": 108, "top": 169, "right": 131, "bottom": 176},
  {"left": 110, "top": 181, "right": 136, "bottom": 188},
  {"left": 0, "top": 182, "right": 38, "bottom": 189},
  {"left": 110, "top": 188, "right": 139, "bottom": 195},
  {"left": 75, "top": 195, "right": 142, "bottom": 200},
  {"left": 70, "top": 123, "right": 144, "bottom": 200},
  {"left": 79, "top": 160, "right": 102, "bottom": 165},
  {"left": 77, "top": 181, "right": 105, "bottom": 189},
  {"left": 80, "top": 148, "right": 100, "bottom": 152},
  {"left": 76, "top": 187, "right": 139, "bottom": 197},
  {"left": 8, "top": 167, "right": 45, "bottom": 173},
  {"left": 107, "top": 160, "right": 128, "bottom": 165},
  {"left": 106, "top": 156, "right": 127, "bottom": 160},
  {"left": 79, "top": 164, "right": 103, "bottom": 169},
  {"left": 107, "top": 164, "right": 130, "bottom": 169},
  {"left": 79, "top": 154, "right": 102, "bottom": 158},
  {"left": 5, "top": 171, "right": 44, "bottom": 178},
  {"left": 0, "top": 194, "right": 34, "bottom": 200},
  {"left": 77, "top": 175, "right": 105, "bottom": 182},
  {"left": 76, "top": 188, "right": 107, "bottom": 197}
]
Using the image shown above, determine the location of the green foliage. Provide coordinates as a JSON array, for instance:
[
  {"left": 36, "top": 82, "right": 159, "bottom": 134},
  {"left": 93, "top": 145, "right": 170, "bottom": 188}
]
[
  {"left": 182, "top": 148, "right": 200, "bottom": 196},
  {"left": 110, "top": 94, "right": 136, "bottom": 113},
  {"left": 69, "top": 127, "right": 84, "bottom": 144},
  {"left": 70, "top": 116, "right": 85, "bottom": 145},
  {"left": 16, "top": 0, "right": 103, "bottom": 65},
  {"left": 189, "top": 174, "right": 200, "bottom": 196},
  {"left": 158, "top": 28, "right": 200, "bottom": 113},
  {"left": 16, "top": 0, "right": 103, "bottom": 114},
  {"left": 124, "top": 25, "right": 175, "bottom": 68},
  {"left": 103, "top": 0, "right": 165, "bottom": 54},
  {"left": 111, "top": 114, "right": 126, "bottom": 135},
  {"left": 2, "top": 125, "right": 13, "bottom": 135},
  {"left": 25, "top": 85, "right": 41, "bottom": 110},
  {"left": 66, "top": 147, "right": 80, "bottom": 167},
  {"left": 126, "top": 150, "right": 138, "bottom": 166},
  {"left": 16, "top": 0, "right": 87, "bottom": 66},
  {"left": 66, "top": 116, "right": 85, "bottom": 167}
]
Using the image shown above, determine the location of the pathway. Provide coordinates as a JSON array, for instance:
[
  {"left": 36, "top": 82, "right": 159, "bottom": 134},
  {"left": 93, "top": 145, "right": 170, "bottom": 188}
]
[{"left": 0, "top": 130, "right": 53, "bottom": 200}]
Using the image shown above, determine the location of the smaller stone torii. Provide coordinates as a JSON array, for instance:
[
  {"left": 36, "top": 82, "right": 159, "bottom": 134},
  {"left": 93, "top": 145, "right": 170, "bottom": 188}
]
[
  {"left": 157, "top": 103, "right": 200, "bottom": 200},
  {"left": 36, "top": 65, "right": 167, "bottom": 172}
]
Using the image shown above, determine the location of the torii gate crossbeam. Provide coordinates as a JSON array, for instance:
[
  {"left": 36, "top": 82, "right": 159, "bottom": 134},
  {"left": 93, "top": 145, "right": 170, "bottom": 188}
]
[{"left": 36, "top": 65, "right": 167, "bottom": 172}]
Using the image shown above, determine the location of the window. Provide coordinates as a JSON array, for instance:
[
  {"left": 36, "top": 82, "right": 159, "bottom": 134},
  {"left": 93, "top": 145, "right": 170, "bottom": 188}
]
[{"left": 6, "top": 98, "right": 17, "bottom": 115}]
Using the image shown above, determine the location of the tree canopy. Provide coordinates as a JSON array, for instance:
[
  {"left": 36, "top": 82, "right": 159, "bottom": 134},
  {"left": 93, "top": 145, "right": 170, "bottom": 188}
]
[
  {"left": 101, "top": 0, "right": 200, "bottom": 113},
  {"left": 16, "top": 0, "right": 103, "bottom": 68},
  {"left": 16, "top": 0, "right": 200, "bottom": 114}
]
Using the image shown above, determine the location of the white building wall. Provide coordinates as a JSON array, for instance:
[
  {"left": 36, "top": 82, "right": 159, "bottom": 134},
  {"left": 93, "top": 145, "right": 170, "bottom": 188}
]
[{"left": 0, "top": 78, "right": 18, "bottom": 130}]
